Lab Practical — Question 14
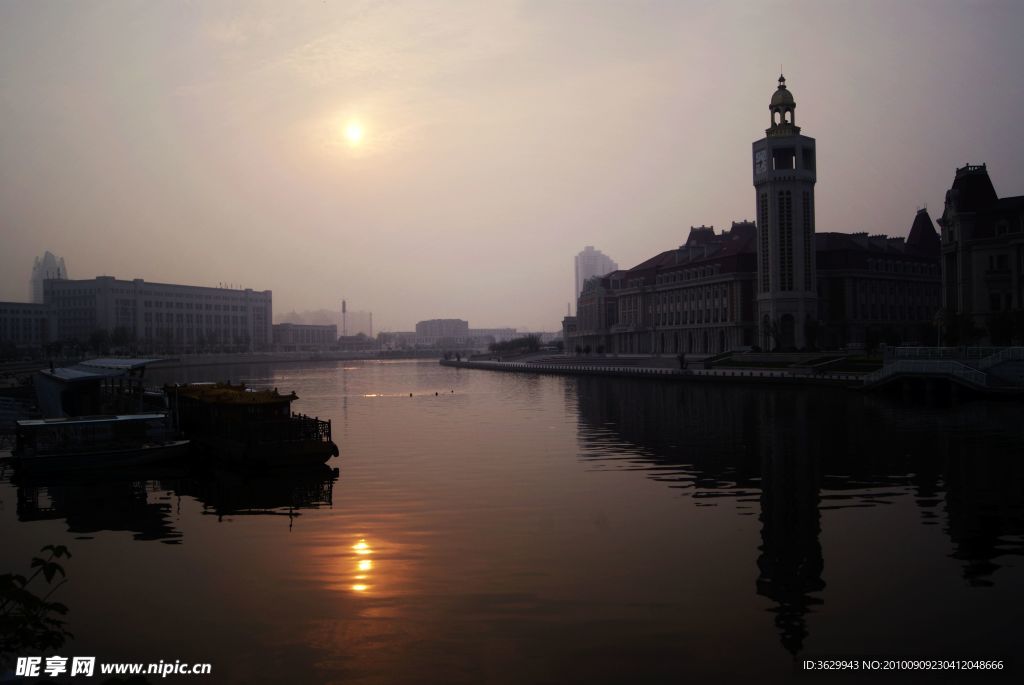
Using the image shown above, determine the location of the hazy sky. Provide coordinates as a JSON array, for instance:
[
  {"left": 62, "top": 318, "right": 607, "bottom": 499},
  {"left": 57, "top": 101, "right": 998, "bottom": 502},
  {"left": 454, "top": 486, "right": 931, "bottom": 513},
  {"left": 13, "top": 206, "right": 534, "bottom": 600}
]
[{"left": 2, "top": 0, "right": 1023, "bottom": 331}]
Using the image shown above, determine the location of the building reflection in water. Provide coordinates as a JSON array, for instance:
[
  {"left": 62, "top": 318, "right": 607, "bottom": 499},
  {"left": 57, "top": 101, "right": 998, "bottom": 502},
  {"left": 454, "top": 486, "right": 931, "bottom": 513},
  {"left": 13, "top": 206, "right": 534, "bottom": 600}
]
[
  {"left": 5, "top": 462, "right": 339, "bottom": 543},
  {"left": 12, "top": 467, "right": 186, "bottom": 543},
  {"left": 572, "top": 376, "right": 1024, "bottom": 656},
  {"left": 754, "top": 393, "right": 823, "bottom": 656}
]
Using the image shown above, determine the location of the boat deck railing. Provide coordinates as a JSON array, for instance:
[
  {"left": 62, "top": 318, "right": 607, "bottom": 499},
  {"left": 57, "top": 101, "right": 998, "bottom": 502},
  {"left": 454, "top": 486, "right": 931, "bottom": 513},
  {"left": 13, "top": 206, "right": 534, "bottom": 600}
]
[{"left": 242, "top": 414, "right": 332, "bottom": 445}]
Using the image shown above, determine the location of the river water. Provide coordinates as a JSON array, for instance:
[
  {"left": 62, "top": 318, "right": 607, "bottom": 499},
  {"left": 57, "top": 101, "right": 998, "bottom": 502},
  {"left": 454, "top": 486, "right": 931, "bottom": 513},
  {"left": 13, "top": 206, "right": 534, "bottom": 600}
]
[{"left": 1, "top": 359, "right": 1022, "bottom": 683}]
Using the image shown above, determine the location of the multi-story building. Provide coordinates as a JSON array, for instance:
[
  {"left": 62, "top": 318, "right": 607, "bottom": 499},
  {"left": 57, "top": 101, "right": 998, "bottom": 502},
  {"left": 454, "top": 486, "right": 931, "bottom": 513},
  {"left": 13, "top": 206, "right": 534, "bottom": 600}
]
[
  {"left": 567, "top": 76, "right": 942, "bottom": 355},
  {"left": 572, "top": 222, "right": 758, "bottom": 354},
  {"left": 574, "top": 246, "right": 618, "bottom": 300},
  {"left": 44, "top": 276, "right": 272, "bottom": 352},
  {"left": 0, "top": 302, "right": 49, "bottom": 351},
  {"left": 938, "top": 164, "right": 1024, "bottom": 344},
  {"left": 816, "top": 212, "right": 942, "bottom": 349},
  {"left": 414, "top": 319, "right": 470, "bottom": 347},
  {"left": 272, "top": 323, "right": 337, "bottom": 351},
  {"left": 30, "top": 251, "right": 68, "bottom": 304}
]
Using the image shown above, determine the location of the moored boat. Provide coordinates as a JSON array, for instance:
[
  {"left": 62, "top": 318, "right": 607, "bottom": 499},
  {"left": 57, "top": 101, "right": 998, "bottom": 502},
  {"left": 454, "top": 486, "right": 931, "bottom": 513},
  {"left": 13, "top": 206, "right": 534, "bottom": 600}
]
[
  {"left": 165, "top": 383, "right": 339, "bottom": 466},
  {"left": 12, "top": 413, "right": 190, "bottom": 471}
]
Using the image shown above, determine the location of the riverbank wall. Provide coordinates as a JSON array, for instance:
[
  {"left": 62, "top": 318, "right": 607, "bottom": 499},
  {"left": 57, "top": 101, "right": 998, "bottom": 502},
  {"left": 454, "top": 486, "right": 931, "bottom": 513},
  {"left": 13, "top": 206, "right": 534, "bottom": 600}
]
[
  {"left": 150, "top": 351, "right": 439, "bottom": 370},
  {"left": 440, "top": 359, "right": 865, "bottom": 387}
]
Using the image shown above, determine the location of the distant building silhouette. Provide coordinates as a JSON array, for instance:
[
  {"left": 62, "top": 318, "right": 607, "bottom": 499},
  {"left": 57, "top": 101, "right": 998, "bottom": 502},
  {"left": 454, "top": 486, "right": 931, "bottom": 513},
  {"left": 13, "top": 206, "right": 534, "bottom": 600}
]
[
  {"left": 31, "top": 251, "right": 68, "bottom": 303},
  {"left": 567, "top": 76, "right": 941, "bottom": 354},
  {"left": 415, "top": 318, "right": 469, "bottom": 347},
  {"left": 574, "top": 246, "right": 617, "bottom": 302},
  {"left": 938, "top": 163, "right": 1024, "bottom": 344},
  {"left": 378, "top": 320, "right": 518, "bottom": 350},
  {"left": 272, "top": 323, "right": 337, "bottom": 351},
  {"left": 468, "top": 327, "right": 517, "bottom": 343},
  {"left": 278, "top": 308, "right": 373, "bottom": 337}
]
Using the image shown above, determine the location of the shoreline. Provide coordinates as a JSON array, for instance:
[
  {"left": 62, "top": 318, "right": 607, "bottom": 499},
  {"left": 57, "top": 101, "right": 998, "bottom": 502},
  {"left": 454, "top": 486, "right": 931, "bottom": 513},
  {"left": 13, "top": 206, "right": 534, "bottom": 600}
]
[
  {"left": 440, "top": 358, "right": 865, "bottom": 387},
  {"left": 149, "top": 351, "right": 439, "bottom": 370}
]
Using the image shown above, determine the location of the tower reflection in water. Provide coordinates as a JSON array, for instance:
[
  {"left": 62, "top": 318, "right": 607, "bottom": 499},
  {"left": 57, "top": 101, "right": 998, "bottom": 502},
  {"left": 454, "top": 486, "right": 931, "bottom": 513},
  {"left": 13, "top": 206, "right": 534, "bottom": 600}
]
[{"left": 573, "top": 376, "right": 1024, "bottom": 656}]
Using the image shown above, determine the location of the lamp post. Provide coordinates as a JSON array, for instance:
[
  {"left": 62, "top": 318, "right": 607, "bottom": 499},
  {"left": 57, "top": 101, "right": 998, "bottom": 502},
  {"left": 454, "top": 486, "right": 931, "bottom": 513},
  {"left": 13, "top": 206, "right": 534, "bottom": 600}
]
[{"left": 933, "top": 310, "right": 945, "bottom": 348}]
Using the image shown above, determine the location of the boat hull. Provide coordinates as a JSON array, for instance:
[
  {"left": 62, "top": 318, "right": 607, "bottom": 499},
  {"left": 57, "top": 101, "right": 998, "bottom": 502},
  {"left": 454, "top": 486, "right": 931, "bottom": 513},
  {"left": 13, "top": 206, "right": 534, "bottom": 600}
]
[
  {"left": 13, "top": 440, "right": 192, "bottom": 472},
  {"left": 190, "top": 436, "right": 338, "bottom": 467}
]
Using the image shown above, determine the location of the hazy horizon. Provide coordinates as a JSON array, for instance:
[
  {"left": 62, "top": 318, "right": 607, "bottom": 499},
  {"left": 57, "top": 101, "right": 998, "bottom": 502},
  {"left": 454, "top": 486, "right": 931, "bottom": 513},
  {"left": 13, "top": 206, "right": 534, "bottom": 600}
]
[{"left": 2, "top": 0, "right": 1023, "bottom": 331}]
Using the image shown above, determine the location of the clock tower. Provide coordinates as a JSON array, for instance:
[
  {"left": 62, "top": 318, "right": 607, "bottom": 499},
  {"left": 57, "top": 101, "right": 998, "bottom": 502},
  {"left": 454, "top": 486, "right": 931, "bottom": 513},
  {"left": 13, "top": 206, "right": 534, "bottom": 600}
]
[{"left": 753, "top": 75, "right": 818, "bottom": 350}]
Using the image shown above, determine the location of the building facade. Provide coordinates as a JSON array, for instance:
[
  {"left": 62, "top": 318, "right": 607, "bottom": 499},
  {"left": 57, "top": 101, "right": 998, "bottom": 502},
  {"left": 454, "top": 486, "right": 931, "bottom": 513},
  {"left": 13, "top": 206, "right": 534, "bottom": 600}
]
[
  {"left": 567, "top": 76, "right": 942, "bottom": 355},
  {"left": 816, "top": 214, "right": 942, "bottom": 349},
  {"left": 273, "top": 323, "right": 338, "bottom": 351},
  {"left": 574, "top": 246, "right": 618, "bottom": 301},
  {"left": 938, "top": 164, "right": 1024, "bottom": 344},
  {"left": 572, "top": 223, "right": 758, "bottom": 355},
  {"left": 0, "top": 302, "right": 49, "bottom": 351},
  {"left": 44, "top": 277, "right": 272, "bottom": 352},
  {"left": 414, "top": 319, "right": 470, "bottom": 347}
]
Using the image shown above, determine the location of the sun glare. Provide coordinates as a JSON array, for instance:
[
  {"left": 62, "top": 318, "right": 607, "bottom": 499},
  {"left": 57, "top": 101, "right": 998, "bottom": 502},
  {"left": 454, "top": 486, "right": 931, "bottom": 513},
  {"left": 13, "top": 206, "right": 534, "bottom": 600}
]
[{"left": 344, "top": 121, "right": 364, "bottom": 146}]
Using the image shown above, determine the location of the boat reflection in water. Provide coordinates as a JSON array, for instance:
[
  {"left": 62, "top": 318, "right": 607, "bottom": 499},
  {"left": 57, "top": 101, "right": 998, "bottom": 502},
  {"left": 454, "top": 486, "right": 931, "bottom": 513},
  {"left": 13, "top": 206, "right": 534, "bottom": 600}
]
[
  {"left": 6, "top": 460, "right": 339, "bottom": 543},
  {"left": 572, "top": 377, "right": 1024, "bottom": 657}
]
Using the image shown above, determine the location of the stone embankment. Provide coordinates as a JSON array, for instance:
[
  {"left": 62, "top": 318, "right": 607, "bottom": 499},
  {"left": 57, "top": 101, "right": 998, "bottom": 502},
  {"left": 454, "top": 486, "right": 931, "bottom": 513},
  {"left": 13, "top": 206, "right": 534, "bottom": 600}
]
[{"left": 440, "top": 358, "right": 864, "bottom": 387}]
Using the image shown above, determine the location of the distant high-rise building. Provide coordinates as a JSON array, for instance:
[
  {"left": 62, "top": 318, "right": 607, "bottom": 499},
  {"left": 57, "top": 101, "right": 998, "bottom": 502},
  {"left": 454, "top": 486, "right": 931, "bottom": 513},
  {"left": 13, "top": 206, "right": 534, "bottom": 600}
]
[
  {"left": 574, "top": 246, "right": 617, "bottom": 301},
  {"left": 31, "top": 251, "right": 68, "bottom": 303}
]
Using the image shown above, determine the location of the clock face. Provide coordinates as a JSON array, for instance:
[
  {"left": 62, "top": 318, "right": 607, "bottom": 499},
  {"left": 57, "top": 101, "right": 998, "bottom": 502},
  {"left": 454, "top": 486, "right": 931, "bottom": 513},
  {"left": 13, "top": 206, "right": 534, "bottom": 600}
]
[{"left": 754, "top": 149, "right": 767, "bottom": 174}]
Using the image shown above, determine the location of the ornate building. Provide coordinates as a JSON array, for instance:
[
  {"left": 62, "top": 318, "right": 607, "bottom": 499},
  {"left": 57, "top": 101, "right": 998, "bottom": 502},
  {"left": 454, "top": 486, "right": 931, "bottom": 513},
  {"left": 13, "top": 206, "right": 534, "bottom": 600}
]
[
  {"left": 567, "top": 76, "right": 941, "bottom": 355},
  {"left": 938, "top": 163, "right": 1024, "bottom": 344}
]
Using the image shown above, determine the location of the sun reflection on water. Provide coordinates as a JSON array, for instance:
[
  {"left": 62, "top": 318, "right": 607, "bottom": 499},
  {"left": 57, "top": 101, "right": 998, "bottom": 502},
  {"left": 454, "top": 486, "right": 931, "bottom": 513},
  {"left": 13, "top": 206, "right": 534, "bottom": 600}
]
[{"left": 350, "top": 539, "right": 373, "bottom": 592}]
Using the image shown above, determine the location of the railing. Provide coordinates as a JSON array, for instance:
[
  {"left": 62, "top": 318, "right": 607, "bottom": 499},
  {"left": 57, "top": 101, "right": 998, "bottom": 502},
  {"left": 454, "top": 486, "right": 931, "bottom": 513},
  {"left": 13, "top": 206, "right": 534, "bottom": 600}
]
[
  {"left": 233, "top": 414, "right": 333, "bottom": 445},
  {"left": 862, "top": 360, "right": 988, "bottom": 387},
  {"left": 976, "top": 347, "right": 1024, "bottom": 370},
  {"left": 886, "top": 346, "right": 1006, "bottom": 363}
]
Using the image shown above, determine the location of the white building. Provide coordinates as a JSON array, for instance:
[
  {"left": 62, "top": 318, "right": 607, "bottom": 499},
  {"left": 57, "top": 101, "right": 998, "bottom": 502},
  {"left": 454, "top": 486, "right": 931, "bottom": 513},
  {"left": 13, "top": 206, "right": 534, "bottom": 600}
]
[
  {"left": 44, "top": 276, "right": 272, "bottom": 351},
  {"left": 574, "top": 246, "right": 618, "bottom": 301}
]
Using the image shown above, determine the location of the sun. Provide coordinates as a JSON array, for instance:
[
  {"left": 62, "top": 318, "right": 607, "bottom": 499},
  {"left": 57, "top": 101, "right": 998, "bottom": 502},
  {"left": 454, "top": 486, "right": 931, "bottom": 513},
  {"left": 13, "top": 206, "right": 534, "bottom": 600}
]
[{"left": 344, "top": 121, "right": 364, "bottom": 146}]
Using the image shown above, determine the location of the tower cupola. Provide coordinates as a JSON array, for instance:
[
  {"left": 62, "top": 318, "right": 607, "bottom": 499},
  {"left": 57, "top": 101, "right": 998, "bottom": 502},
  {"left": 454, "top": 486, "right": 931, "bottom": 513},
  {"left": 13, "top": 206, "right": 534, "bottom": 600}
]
[{"left": 768, "top": 74, "right": 800, "bottom": 136}]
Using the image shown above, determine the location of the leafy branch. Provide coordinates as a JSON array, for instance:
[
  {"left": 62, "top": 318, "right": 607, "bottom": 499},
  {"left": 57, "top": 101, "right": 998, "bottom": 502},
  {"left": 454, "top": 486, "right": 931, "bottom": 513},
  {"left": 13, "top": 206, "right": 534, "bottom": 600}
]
[{"left": 0, "top": 545, "right": 73, "bottom": 669}]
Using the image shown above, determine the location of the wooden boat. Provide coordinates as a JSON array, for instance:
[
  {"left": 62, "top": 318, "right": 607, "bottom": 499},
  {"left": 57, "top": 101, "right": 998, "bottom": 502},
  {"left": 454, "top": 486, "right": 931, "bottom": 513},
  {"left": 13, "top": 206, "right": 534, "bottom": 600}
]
[
  {"left": 164, "top": 383, "right": 339, "bottom": 467},
  {"left": 12, "top": 413, "right": 190, "bottom": 471}
]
